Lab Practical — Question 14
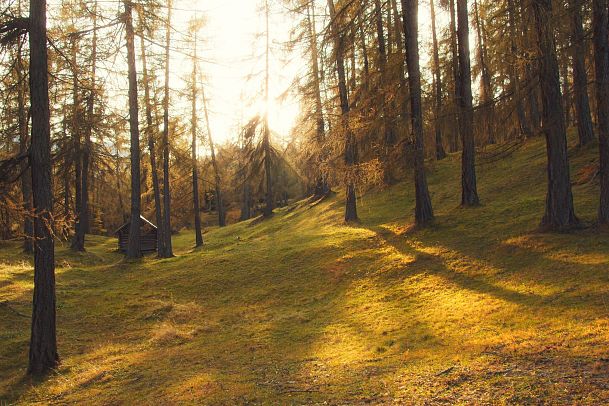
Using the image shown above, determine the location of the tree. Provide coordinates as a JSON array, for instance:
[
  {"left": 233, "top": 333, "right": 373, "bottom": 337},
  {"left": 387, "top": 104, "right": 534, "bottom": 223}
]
[
  {"left": 202, "top": 87, "right": 226, "bottom": 227},
  {"left": 532, "top": 0, "right": 579, "bottom": 230},
  {"left": 124, "top": 0, "right": 142, "bottom": 258},
  {"left": 28, "top": 0, "right": 59, "bottom": 375},
  {"left": 457, "top": 0, "right": 479, "bottom": 206},
  {"left": 430, "top": 0, "right": 446, "bottom": 160},
  {"left": 592, "top": 0, "right": 609, "bottom": 224},
  {"left": 159, "top": 0, "right": 174, "bottom": 257},
  {"left": 263, "top": 0, "right": 274, "bottom": 217},
  {"left": 139, "top": 21, "right": 166, "bottom": 256},
  {"left": 569, "top": 0, "right": 594, "bottom": 146},
  {"left": 401, "top": 0, "right": 434, "bottom": 225},
  {"left": 191, "top": 24, "right": 203, "bottom": 247},
  {"left": 327, "top": 0, "right": 358, "bottom": 222}
]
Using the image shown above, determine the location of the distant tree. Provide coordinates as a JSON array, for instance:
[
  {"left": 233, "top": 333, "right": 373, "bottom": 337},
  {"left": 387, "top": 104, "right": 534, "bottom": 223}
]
[
  {"left": 430, "top": 0, "right": 446, "bottom": 160},
  {"left": 190, "top": 24, "right": 203, "bottom": 247}
]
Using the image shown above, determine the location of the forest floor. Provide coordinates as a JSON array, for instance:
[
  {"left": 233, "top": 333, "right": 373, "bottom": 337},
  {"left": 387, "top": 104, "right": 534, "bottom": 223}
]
[{"left": 2, "top": 135, "right": 609, "bottom": 404}]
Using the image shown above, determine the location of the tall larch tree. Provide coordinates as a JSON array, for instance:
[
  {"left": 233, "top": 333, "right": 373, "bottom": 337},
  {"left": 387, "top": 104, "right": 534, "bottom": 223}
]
[
  {"left": 457, "top": 0, "right": 479, "bottom": 206},
  {"left": 159, "top": 0, "right": 174, "bottom": 257},
  {"left": 532, "top": 0, "right": 579, "bottom": 230},
  {"left": 592, "top": 0, "right": 609, "bottom": 224},
  {"left": 28, "top": 0, "right": 59, "bottom": 375},
  {"left": 430, "top": 0, "right": 446, "bottom": 160},
  {"left": 401, "top": 0, "right": 434, "bottom": 225},
  {"left": 124, "top": 0, "right": 142, "bottom": 258},
  {"left": 569, "top": 0, "right": 594, "bottom": 146},
  {"left": 328, "top": 0, "right": 358, "bottom": 222}
]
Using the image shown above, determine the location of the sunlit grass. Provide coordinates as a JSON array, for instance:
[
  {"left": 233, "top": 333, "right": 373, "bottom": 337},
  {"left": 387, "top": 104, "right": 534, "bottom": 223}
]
[{"left": 1, "top": 134, "right": 609, "bottom": 403}]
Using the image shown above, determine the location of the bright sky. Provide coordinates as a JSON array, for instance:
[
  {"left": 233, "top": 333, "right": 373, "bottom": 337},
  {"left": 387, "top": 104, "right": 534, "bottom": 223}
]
[{"left": 172, "top": 0, "right": 303, "bottom": 146}]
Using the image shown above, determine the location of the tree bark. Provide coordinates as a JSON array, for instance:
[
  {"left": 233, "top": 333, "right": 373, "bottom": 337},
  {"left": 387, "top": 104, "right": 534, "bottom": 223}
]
[
  {"left": 124, "top": 0, "right": 142, "bottom": 258},
  {"left": 430, "top": 0, "right": 446, "bottom": 159},
  {"left": 16, "top": 33, "right": 33, "bottom": 254},
  {"left": 28, "top": 0, "right": 58, "bottom": 375},
  {"left": 139, "top": 29, "right": 165, "bottom": 255},
  {"left": 191, "top": 33, "right": 203, "bottom": 247},
  {"left": 449, "top": 0, "right": 461, "bottom": 152},
  {"left": 70, "top": 38, "right": 84, "bottom": 251},
  {"left": 570, "top": 0, "right": 595, "bottom": 146},
  {"left": 401, "top": 0, "right": 434, "bottom": 226},
  {"left": 328, "top": 0, "right": 358, "bottom": 222},
  {"left": 593, "top": 0, "right": 609, "bottom": 224},
  {"left": 159, "top": 0, "right": 174, "bottom": 257},
  {"left": 533, "top": 0, "right": 579, "bottom": 230},
  {"left": 457, "top": 0, "right": 480, "bottom": 206}
]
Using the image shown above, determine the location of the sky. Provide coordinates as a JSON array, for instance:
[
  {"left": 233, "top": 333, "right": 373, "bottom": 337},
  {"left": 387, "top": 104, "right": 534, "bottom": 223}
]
[{"left": 171, "top": 0, "right": 303, "bottom": 146}]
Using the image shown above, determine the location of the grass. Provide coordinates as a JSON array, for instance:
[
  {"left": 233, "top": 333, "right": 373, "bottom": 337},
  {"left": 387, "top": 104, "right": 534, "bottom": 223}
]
[{"left": 2, "top": 134, "right": 609, "bottom": 404}]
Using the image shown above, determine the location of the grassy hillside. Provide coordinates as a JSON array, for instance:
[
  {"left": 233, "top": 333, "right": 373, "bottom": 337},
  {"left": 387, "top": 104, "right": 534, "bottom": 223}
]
[{"left": 2, "top": 135, "right": 609, "bottom": 404}]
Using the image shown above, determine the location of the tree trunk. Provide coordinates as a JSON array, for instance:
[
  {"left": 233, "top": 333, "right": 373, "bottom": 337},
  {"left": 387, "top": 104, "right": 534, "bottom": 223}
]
[
  {"left": 28, "top": 0, "right": 58, "bottom": 375},
  {"left": 328, "top": 0, "right": 358, "bottom": 222},
  {"left": 16, "top": 34, "right": 33, "bottom": 254},
  {"left": 263, "top": 0, "right": 274, "bottom": 217},
  {"left": 139, "top": 29, "right": 166, "bottom": 255},
  {"left": 191, "top": 33, "right": 203, "bottom": 247},
  {"left": 202, "top": 88, "right": 226, "bottom": 227},
  {"left": 124, "top": 0, "right": 142, "bottom": 258},
  {"left": 473, "top": 0, "right": 495, "bottom": 144},
  {"left": 507, "top": 0, "right": 532, "bottom": 138},
  {"left": 570, "top": 0, "right": 595, "bottom": 146},
  {"left": 533, "top": 0, "right": 579, "bottom": 230},
  {"left": 449, "top": 0, "right": 461, "bottom": 152},
  {"left": 401, "top": 0, "right": 434, "bottom": 226},
  {"left": 457, "top": 0, "right": 480, "bottom": 206},
  {"left": 593, "top": 0, "right": 609, "bottom": 223},
  {"left": 159, "top": 0, "right": 174, "bottom": 257},
  {"left": 430, "top": 0, "right": 446, "bottom": 160},
  {"left": 307, "top": 3, "right": 329, "bottom": 197},
  {"left": 70, "top": 38, "right": 84, "bottom": 251},
  {"left": 74, "top": 1, "right": 97, "bottom": 248}
]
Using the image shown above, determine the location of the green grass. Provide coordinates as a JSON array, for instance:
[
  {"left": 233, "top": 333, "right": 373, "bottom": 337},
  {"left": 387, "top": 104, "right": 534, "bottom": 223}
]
[{"left": 2, "top": 135, "right": 609, "bottom": 404}]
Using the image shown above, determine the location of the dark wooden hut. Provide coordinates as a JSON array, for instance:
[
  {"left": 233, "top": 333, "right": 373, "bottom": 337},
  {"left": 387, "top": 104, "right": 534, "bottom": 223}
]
[{"left": 114, "top": 215, "right": 157, "bottom": 253}]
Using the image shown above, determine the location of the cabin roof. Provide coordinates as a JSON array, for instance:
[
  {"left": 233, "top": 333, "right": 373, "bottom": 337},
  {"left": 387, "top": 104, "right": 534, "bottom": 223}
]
[{"left": 114, "top": 215, "right": 157, "bottom": 234}]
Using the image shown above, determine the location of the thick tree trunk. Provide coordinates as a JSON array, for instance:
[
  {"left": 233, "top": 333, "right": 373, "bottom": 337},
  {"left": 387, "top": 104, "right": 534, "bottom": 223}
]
[
  {"left": 457, "top": 0, "right": 480, "bottom": 206},
  {"left": 430, "top": 0, "right": 446, "bottom": 160},
  {"left": 328, "top": 0, "right": 358, "bottom": 222},
  {"left": 28, "top": 0, "right": 58, "bottom": 375},
  {"left": 533, "top": 0, "right": 579, "bottom": 230},
  {"left": 159, "top": 0, "right": 174, "bottom": 257},
  {"left": 593, "top": 0, "right": 609, "bottom": 223},
  {"left": 401, "top": 0, "right": 434, "bottom": 226},
  {"left": 570, "top": 0, "right": 595, "bottom": 146},
  {"left": 124, "top": 1, "right": 142, "bottom": 258},
  {"left": 191, "top": 36, "right": 203, "bottom": 247}
]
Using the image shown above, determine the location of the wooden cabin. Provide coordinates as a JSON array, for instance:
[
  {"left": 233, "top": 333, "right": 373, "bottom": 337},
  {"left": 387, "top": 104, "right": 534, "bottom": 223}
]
[{"left": 114, "top": 215, "right": 158, "bottom": 254}]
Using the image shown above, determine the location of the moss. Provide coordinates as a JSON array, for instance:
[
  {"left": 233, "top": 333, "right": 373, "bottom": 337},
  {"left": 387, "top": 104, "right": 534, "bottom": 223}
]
[{"left": 1, "top": 134, "right": 609, "bottom": 403}]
